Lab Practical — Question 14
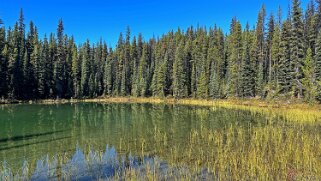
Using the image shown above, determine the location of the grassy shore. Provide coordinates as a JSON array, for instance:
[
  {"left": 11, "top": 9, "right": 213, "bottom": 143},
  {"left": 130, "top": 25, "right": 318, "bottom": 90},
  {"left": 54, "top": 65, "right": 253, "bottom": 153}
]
[
  {"left": 2, "top": 96, "right": 321, "bottom": 123},
  {"left": 79, "top": 97, "right": 321, "bottom": 123}
]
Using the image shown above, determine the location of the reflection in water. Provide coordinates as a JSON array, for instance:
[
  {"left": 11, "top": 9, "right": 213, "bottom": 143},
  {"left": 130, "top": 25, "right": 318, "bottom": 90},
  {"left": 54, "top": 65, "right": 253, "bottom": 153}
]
[
  {"left": 1, "top": 145, "right": 196, "bottom": 180},
  {"left": 0, "top": 103, "right": 264, "bottom": 169},
  {"left": 0, "top": 103, "right": 320, "bottom": 179}
]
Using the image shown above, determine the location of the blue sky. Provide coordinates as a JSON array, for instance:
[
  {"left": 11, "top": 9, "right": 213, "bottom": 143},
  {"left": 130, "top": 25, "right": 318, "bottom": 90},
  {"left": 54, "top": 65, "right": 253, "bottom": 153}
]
[{"left": 0, "top": 0, "right": 309, "bottom": 47}]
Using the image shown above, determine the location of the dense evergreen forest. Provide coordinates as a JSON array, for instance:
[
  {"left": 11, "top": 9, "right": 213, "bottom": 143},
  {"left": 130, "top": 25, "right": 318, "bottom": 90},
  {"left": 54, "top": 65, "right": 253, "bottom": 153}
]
[{"left": 1, "top": 0, "right": 321, "bottom": 102}]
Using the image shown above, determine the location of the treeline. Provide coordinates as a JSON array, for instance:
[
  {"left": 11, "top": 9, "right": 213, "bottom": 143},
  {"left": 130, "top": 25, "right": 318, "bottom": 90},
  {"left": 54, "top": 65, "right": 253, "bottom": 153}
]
[{"left": 1, "top": 0, "right": 321, "bottom": 102}]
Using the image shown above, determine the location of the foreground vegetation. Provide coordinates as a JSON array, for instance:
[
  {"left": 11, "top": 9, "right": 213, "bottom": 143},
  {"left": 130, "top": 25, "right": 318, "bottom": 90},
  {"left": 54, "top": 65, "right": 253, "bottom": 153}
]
[
  {"left": 1, "top": 0, "right": 321, "bottom": 103},
  {"left": 0, "top": 101, "right": 320, "bottom": 180},
  {"left": 1, "top": 123, "right": 320, "bottom": 180}
]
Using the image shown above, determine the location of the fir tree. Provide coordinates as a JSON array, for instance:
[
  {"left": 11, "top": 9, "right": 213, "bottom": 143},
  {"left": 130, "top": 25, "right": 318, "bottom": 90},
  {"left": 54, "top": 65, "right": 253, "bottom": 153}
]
[
  {"left": 291, "top": 0, "right": 305, "bottom": 98},
  {"left": 240, "top": 24, "right": 255, "bottom": 97},
  {"left": 54, "top": 19, "right": 66, "bottom": 98},
  {"left": 71, "top": 43, "right": 80, "bottom": 98},
  {"left": 0, "top": 26, "right": 8, "bottom": 97},
  {"left": 173, "top": 41, "right": 187, "bottom": 98},
  {"left": 315, "top": 31, "right": 321, "bottom": 102},
  {"left": 278, "top": 20, "right": 292, "bottom": 95},
  {"left": 302, "top": 48, "right": 316, "bottom": 102}
]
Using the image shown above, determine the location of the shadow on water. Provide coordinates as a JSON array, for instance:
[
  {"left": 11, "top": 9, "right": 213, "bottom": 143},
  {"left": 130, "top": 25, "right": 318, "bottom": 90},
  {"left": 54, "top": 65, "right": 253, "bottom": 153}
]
[
  {"left": 0, "top": 136, "right": 71, "bottom": 151},
  {"left": 0, "top": 130, "right": 67, "bottom": 144}
]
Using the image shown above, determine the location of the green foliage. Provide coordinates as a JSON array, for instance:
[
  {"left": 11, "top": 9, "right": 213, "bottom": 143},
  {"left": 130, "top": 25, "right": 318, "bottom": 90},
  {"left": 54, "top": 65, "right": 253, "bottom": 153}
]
[
  {"left": 302, "top": 48, "right": 316, "bottom": 102},
  {"left": 315, "top": 31, "right": 321, "bottom": 102},
  {"left": 1, "top": 3, "right": 321, "bottom": 103}
]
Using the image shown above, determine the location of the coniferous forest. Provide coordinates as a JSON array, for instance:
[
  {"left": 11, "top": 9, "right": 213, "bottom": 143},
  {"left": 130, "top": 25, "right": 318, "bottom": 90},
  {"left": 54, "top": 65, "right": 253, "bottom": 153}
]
[{"left": 1, "top": 0, "right": 321, "bottom": 103}]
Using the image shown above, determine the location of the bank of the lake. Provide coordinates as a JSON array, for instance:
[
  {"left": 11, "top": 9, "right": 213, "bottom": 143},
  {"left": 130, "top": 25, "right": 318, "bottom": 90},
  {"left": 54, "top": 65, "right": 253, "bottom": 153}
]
[{"left": 2, "top": 97, "right": 321, "bottom": 123}]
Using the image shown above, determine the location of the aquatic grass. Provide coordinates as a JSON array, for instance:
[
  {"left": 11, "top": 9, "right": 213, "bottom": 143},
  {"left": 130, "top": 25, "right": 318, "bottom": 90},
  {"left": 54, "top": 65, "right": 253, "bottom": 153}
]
[
  {"left": 1, "top": 102, "right": 321, "bottom": 180},
  {"left": 1, "top": 121, "right": 320, "bottom": 180},
  {"left": 81, "top": 97, "right": 321, "bottom": 123}
]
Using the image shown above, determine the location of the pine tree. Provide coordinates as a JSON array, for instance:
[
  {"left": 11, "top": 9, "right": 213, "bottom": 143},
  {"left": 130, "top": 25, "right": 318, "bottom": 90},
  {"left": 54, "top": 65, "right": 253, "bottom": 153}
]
[
  {"left": 81, "top": 40, "right": 91, "bottom": 97},
  {"left": 31, "top": 26, "right": 40, "bottom": 98},
  {"left": 317, "top": 0, "right": 321, "bottom": 31},
  {"left": 38, "top": 36, "right": 49, "bottom": 98},
  {"left": 266, "top": 14, "right": 275, "bottom": 84},
  {"left": 173, "top": 41, "right": 187, "bottom": 98},
  {"left": 228, "top": 19, "right": 242, "bottom": 97},
  {"left": 315, "top": 31, "right": 321, "bottom": 102},
  {"left": 130, "top": 37, "right": 139, "bottom": 96},
  {"left": 291, "top": 0, "right": 305, "bottom": 98},
  {"left": 302, "top": 48, "right": 316, "bottom": 102},
  {"left": 240, "top": 24, "right": 255, "bottom": 97},
  {"left": 278, "top": 20, "right": 292, "bottom": 95},
  {"left": 104, "top": 48, "right": 114, "bottom": 96},
  {"left": 124, "top": 27, "right": 131, "bottom": 95},
  {"left": 0, "top": 26, "right": 8, "bottom": 98},
  {"left": 197, "top": 35, "right": 209, "bottom": 99},
  {"left": 270, "top": 22, "right": 281, "bottom": 93},
  {"left": 71, "top": 43, "right": 80, "bottom": 98},
  {"left": 304, "top": 0, "right": 317, "bottom": 55},
  {"left": 54, "top": 19, "right": 66, "bottom": 98},
  {"left": 47, "top": 33, "right": 56, "bottom": 98},
  {"left": 255, "top": 5, "right": 266, "bottom": 97},
  {"left": 115, "top": 33, "right": 124, "bottom": 95},
  {"left": 137, "top": 44, "right": 149, "bottom": 97}
]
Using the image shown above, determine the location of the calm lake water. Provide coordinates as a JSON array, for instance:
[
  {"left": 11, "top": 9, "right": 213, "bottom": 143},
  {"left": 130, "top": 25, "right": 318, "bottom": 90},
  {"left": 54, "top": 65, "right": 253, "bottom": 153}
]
[
  {"left": 0, "top": 103, "right": 320, "bottom": 180},
  {"left": 0, "top": 103, "right": 260, "bottom": 165}
]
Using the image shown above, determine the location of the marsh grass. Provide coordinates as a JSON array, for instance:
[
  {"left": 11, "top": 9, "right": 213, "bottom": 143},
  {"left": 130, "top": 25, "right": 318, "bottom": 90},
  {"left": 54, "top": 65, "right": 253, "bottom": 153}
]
[
  {"left": 1, "top": 101, "right": 321, "bottom": 180},
  {"left": 1, "top": 122, "right": 320, "bottom": 180}
]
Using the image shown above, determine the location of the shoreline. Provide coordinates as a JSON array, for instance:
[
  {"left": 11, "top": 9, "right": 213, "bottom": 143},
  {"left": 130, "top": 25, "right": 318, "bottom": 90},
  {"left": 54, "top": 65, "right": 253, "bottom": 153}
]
[{"left": 2, "top": 96, "right": 321, "bottom": 111}]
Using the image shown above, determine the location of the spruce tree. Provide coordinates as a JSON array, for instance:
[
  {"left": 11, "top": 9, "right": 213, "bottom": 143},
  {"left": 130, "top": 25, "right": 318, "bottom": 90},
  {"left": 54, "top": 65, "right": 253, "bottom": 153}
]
[
  {"left": 137, "top": 44, "right": 149, "bottom": 97},
  {"left": 81, "top": 40, "right": 91, "bottom": 97},
  {"left": 291, "top": 0, "right": 305, "bottom": 98},
  {"left": 266, "top": 14, "right": 275, "bottom": 83},
  {"left": 173, "top": 41, "right": 187, "bottom": 98},
  {"left": 270, "top": 22, "right": 281, "bottom": 92},
  {"left": 55, "top": 19, "right": 66, "bottom": 98},
  {"left": 302, "top": 48, "right": 316, "bottom": 102},
  {"left": 255, "top": 5, "right": 266, "bottom": 97},
  {"left": 38, "top": 36, "right": 49, "bottom": 98},
  {"left": 278, "top": 20, "right": 292, "bottom": 95},
  {"left": 0, "top": 26, "right": 8, "bottom": 97},
  {"left": 240, "top": 24, "right": 255, "bottom": 97},
  {"left": 315, "top": 31, "right": 321, "bottom": 102},
  {"left": 104, "top": 48, "right": 114, "bottom": 96},
  {"left": 228, "top": 20, "right": 242, "bottom": 97},
  {"left": 71, "top": 43, "right": 80, "bottom": 98}
]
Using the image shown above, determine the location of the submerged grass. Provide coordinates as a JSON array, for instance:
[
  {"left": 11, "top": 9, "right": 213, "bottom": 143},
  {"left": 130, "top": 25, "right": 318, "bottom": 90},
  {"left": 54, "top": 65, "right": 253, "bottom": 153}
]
[
  {"left": 1, "top": 99, "right": 321, "bottom": 180},
  {"left": 1, "top": 123, "right": 320, "bottom": 180}
]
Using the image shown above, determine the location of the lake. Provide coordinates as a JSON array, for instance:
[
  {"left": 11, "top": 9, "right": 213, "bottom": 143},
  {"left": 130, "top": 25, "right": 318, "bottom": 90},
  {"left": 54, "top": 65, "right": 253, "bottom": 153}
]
[{"left": 0, "top": 103, "right": 320, "bottom": 180}]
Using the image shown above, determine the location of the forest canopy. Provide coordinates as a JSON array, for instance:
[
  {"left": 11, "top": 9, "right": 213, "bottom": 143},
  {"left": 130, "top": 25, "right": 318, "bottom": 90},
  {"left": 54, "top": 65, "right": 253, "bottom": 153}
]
[{"left": 0, "top": 0, "right": 321, "bottom": 103}]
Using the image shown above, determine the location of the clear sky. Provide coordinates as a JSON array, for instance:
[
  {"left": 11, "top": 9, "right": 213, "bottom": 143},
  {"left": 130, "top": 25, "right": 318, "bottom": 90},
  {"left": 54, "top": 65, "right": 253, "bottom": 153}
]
[{"left": 0, "top": 0, "right": 309, "bottom": 47}]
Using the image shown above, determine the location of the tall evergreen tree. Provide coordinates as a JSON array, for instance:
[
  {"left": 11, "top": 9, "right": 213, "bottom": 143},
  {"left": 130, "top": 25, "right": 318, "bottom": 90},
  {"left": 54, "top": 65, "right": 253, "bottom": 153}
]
[
  {"left": 240, "top": 24, "right": 255, "bottom": 97},
  {"left": 81, "top": 40, "right": 91, "bottom": 97},
  {"left": 302, "top": 48, "right": 316, "bottom": 102},
  {"left": 255, "top": 5, "right": 266, "bottom": 97},
  {"left": 0, "top": 25, "right": 7, "bottom": 98},
  {"left": 315, "top": 31, "right": 321, "bottom": 102},
  {"left": 173, "top": 41, "right": 187, "bottom": 98},
  {"left": 278, "top": 20, "right": 292, "bottom": 95},
  {"left": 291, "top": 0, "right": 305, "bottom": 98},
  {"left": 71, "top": 43, "right": 80, "bottom": 98},
  {"left": 54, "top": 19, "right": 67, "bottom": 98},
  {"left": 228, "top": 19, "right": 242, "bottom": 97}
]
